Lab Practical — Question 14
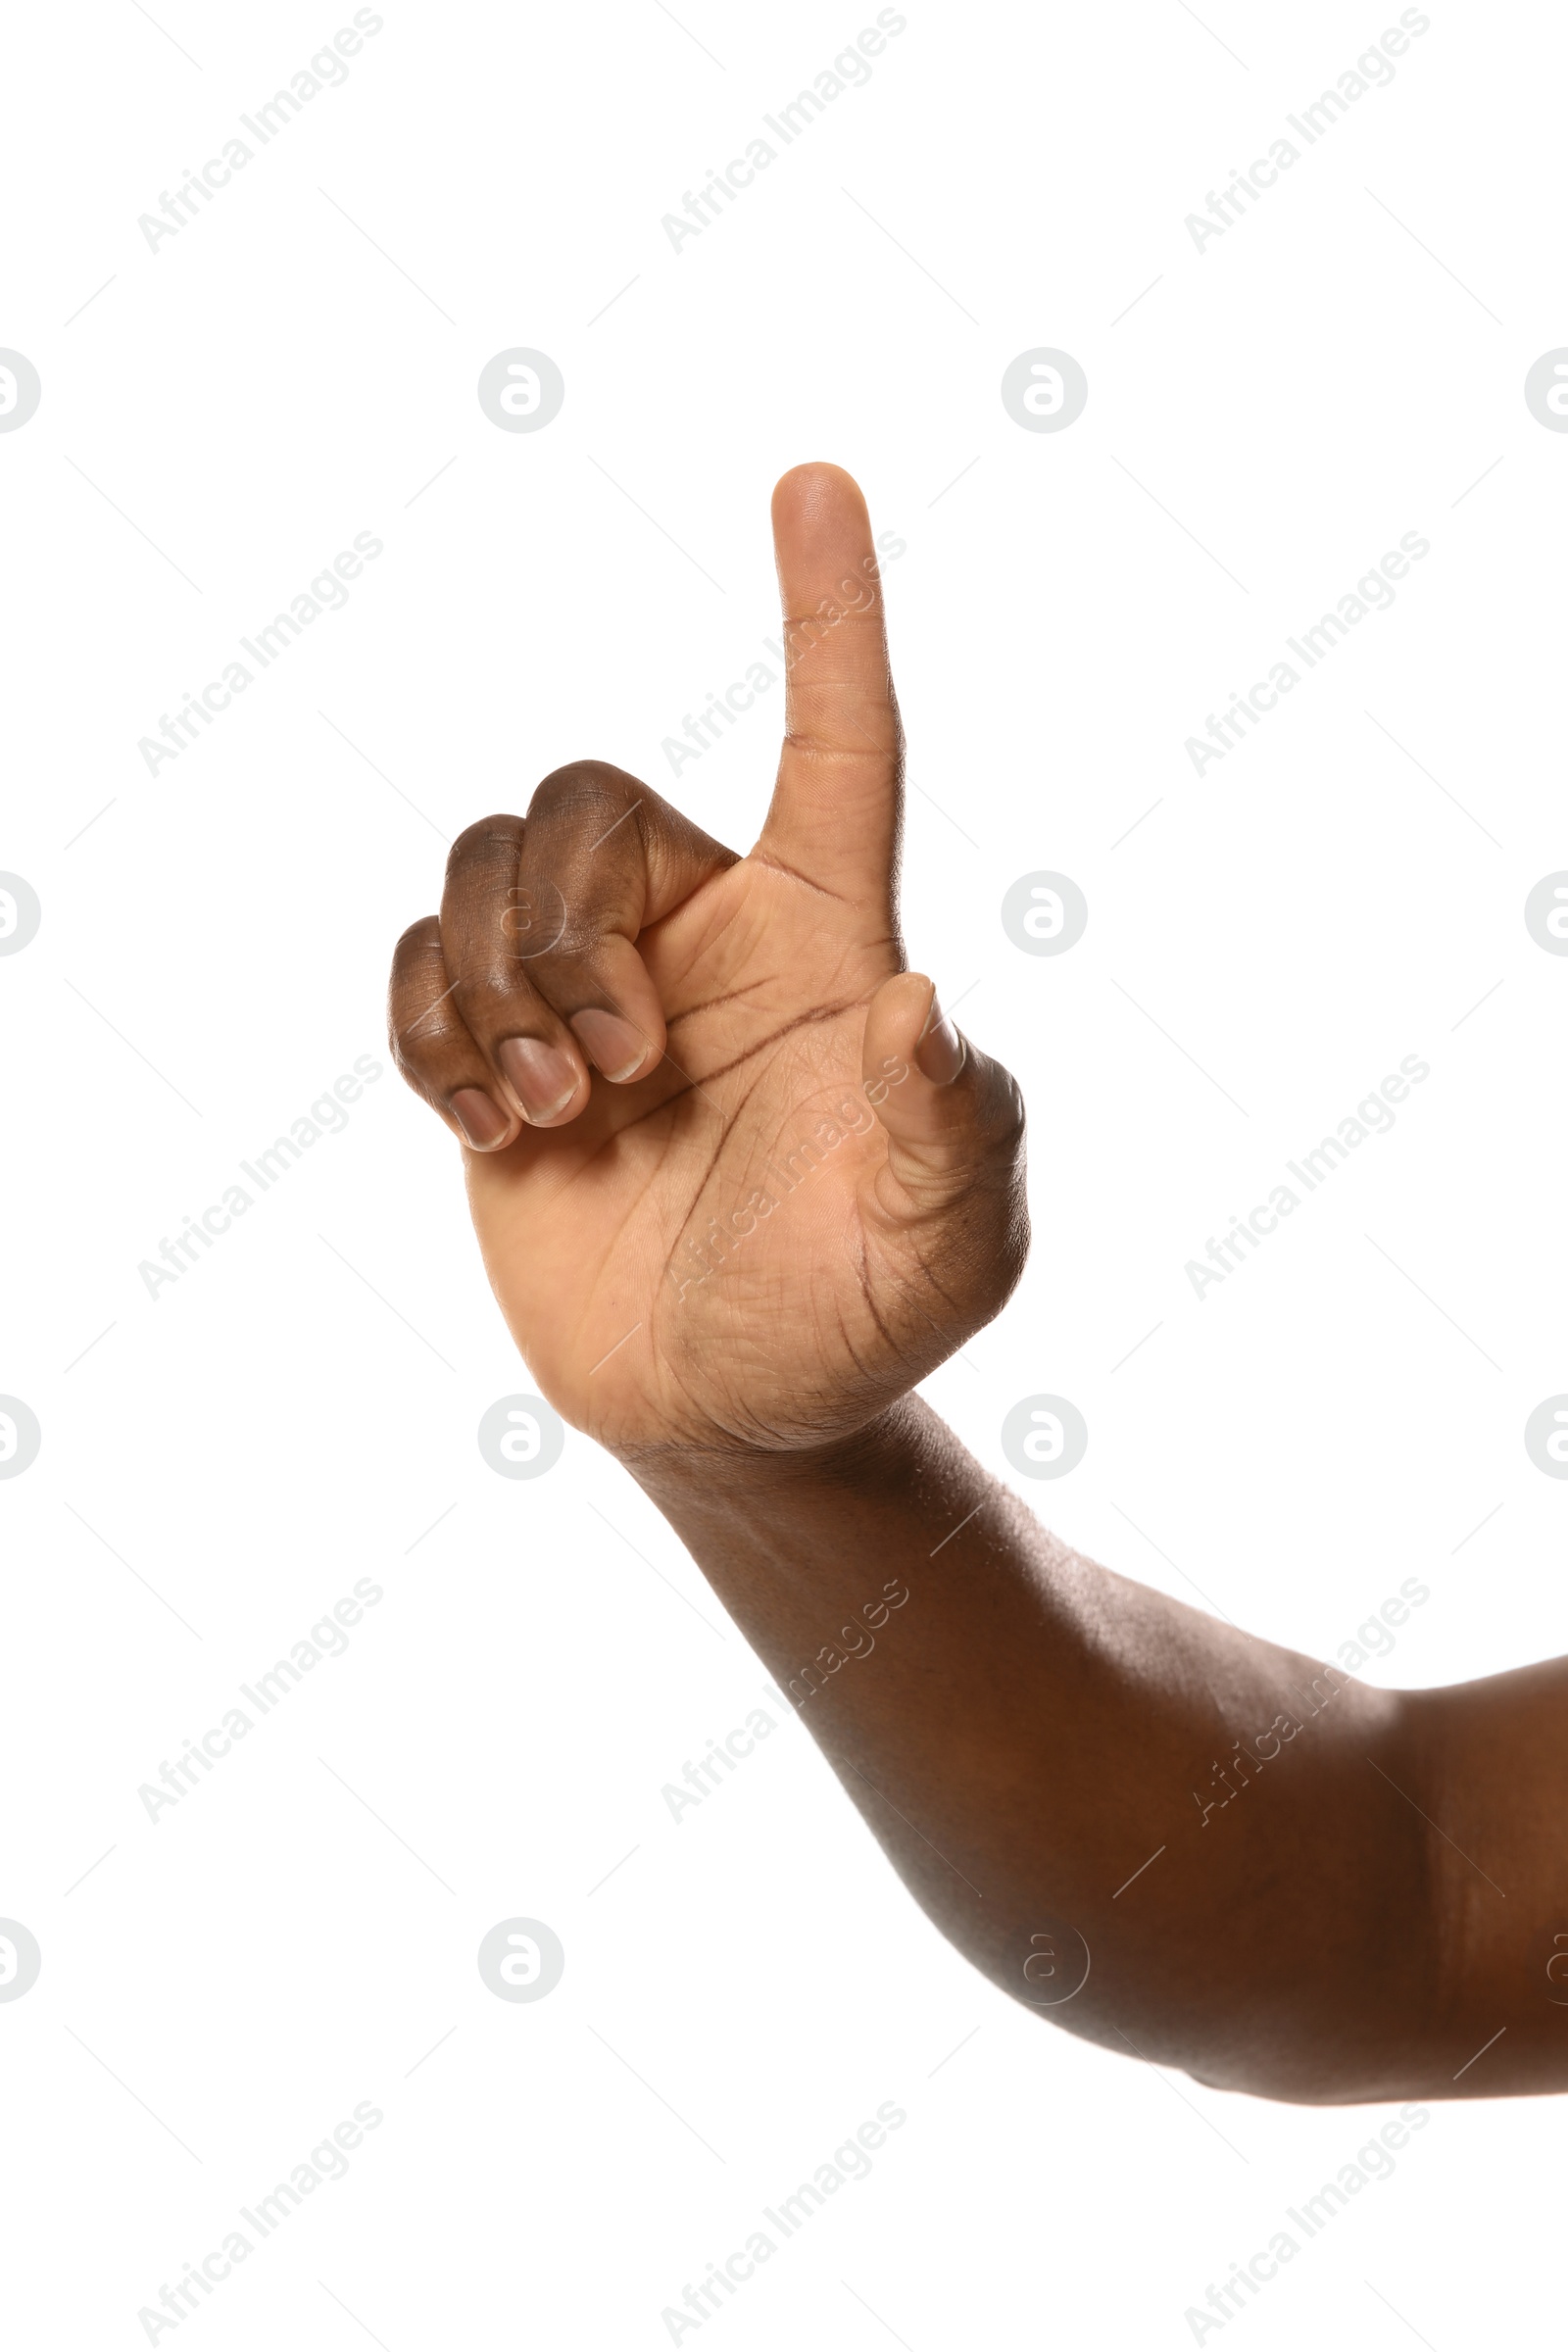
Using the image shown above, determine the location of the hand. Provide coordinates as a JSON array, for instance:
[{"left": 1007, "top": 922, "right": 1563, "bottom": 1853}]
[{"left": 388, "top": 464, "right": 1027, "bottom": 1457}]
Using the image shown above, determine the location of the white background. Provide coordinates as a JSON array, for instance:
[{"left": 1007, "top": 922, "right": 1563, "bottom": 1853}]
[{"left": 3, "top": 0, "right": 1565, "bottom": 2343}]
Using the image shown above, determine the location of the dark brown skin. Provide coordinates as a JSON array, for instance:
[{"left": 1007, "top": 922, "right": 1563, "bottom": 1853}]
[{"left": 388, "top": 463, "right": 1567, "bottom": 2104}]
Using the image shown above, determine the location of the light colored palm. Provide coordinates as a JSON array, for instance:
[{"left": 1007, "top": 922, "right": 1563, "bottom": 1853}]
[{"left": 466, "top": 854, "right": 934, "bottom": 1452}]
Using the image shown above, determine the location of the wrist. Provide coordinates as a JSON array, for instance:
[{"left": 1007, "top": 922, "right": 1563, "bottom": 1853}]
[{"left": 615, "top": 1395, "right": 928, "bottom": 1514}]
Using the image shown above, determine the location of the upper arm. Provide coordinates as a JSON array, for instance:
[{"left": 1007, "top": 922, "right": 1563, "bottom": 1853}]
[{"left": 1399, "top": 1656, "right": 1568, "bottom": 2096}]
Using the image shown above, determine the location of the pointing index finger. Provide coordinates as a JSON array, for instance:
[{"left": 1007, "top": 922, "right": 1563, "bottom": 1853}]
[{"left": 759, "top": 462, "right": 903, "bottom": 905}]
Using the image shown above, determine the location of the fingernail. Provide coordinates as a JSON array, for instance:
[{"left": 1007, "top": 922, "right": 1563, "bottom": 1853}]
[
  {"left": 498, "top": 1036, "right": 581, "bottom": 1122},
  {"left": 915, "top": 994, "right": 965, "bottom": 1085},
  {"left": 570, "top": 1007, "right": 651, "bottom": 1084},
  {"left": 451, "top": 1088, "right": 512, "bottom": 1149}
]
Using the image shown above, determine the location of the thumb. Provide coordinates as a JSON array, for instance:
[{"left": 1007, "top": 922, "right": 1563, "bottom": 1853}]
[{"left": 860, "top": 973, "right": 1027, "bottom": 1239}]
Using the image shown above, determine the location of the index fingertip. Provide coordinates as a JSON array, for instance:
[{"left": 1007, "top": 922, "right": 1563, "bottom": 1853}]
[{"left": 770, "top": 461, "right": 871, "bottom": 550}]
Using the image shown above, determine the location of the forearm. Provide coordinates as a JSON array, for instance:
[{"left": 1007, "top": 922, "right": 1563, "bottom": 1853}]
[{"left": 627, "top": 1396, "right": 1438, "bottom": 2103}]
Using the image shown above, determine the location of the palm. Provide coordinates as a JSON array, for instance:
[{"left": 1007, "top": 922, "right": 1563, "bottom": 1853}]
[{"left": 467, "top": 854, "right": 909, "bottom": 1450}]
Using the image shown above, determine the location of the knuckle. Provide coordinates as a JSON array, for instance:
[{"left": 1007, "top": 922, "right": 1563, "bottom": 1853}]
[
  {"left": 527, "top": 760, "right": 633, "bottom": 830},
  {"left": 525, "top": 920, "right": 602, "bottom": 972},
  {"left": 390, "top": 1004, "right": 452, "bottom": 1067},
  {"left": 447, "top": 814, "right": 522, "bottom": 874},
  {"left": 393, "top": 912, "right": 441, "bottom": 963},
  {"left": 996, "top": 1071, "right": 1027, "bottom": 1151},
  {"left": 390, "top": 994, "right": 465, "bottom": 1070},
  {"left": 533, "top": 757, "right": 623, "bottom": 798},
  {"left": 389, "top": 1017, "right": 438, "bottom": 1085},
  {"left": 975, "top": 1055, "right": 1026, "bottom": 1154},
  {"left": 452, "top": 964, "right": 532, "bottom": 1031}
]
